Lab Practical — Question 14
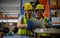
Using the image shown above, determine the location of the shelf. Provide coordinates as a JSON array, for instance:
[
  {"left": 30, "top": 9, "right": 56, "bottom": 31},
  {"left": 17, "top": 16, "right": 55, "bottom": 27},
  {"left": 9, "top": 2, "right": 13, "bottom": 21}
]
[
  {"left": 51, "top": 17, "right": 60, "bottom": 26},
  {"left": 0, "top": 17, "right": 18, "bottom": 19},
  {"left": 50, "top": 5, "right": 60, "bottom": 9},
  {"left": 0, "top": 19, "right": 18, "bottom": 22},
  {"left": 52, "top": 22, "right": 60, "bottom": 26}
]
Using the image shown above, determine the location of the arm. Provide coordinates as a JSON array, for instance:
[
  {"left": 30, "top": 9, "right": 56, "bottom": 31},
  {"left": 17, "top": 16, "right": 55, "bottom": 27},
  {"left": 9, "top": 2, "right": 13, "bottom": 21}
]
[
  {"left": 44, "top": 18, "right": 50, "bottom": 28},
  {"left": 17, "top": 20, "right": 27, "bottom": 28},
  {"left": 17, "top": 15, "right": 27, "bottom": 28}
]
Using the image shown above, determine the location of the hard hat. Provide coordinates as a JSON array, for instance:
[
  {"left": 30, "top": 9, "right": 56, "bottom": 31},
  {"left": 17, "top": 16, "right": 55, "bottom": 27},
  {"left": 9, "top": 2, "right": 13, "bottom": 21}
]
[
  {"left": 35, "top": 4, "right": 44, "bottom": 10},
  {"left": 24, "top": 3, "right": 33, "bottom": 10}
]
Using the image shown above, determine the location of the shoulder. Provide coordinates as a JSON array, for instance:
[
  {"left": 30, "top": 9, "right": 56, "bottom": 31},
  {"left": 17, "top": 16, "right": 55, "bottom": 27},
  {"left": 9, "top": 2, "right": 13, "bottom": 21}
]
[
  {"left": 44, "top": 17, "right": 49, "bottom": 22},
  {"left": 19, "top": 15, "right": 24, "bottom": 18},
  {"left": 18, "top": 15, "right": 25, "bottom": 20},
  {"left": 30, "top": 16, "right": 35, "bottom": 20},
  {"left": 44, "top": 17, "right": 48, "bottom": 19}
]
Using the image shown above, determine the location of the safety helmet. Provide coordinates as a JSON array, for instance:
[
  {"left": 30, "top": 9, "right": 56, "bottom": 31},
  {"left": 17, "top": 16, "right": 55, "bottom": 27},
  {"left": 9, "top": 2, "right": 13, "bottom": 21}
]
[
  {"left": 35, "top": 4, "right": 44, "bottom": 10},
  {"left": 24, "top": 3, "right": 33, "bottom": 10}
]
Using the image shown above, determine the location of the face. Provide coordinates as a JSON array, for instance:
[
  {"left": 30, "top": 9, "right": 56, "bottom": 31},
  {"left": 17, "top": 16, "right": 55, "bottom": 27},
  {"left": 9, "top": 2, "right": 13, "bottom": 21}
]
[
  {"left": 25, "top": 10, "right": 32, "bottom": 16},
  {"left": 35, "top": 10, "right": 44, "bottom": 18}
]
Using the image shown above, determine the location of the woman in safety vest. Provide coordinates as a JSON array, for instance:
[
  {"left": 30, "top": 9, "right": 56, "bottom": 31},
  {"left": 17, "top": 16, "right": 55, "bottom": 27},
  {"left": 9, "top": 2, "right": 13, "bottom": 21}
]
[
  {"left": 35, "top": 4, "right": 50, "bottom": 37},
  {"left": 17, "top": 3, "right": 33, "bottom": 36}
]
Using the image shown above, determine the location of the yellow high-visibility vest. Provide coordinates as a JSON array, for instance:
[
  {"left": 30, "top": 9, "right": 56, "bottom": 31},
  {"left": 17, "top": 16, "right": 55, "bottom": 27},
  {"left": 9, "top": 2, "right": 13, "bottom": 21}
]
[{"left": 17, "top": 15, "right": 33, "bottom": 35}]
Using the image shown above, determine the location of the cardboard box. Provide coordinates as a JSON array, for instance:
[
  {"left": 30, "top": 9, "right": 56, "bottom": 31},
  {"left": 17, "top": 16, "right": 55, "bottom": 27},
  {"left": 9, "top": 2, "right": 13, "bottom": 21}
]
[
  {"left": 0, "top": 11, "right": 3, "bottom": 17},
  {"left": 57, "top": 11, "right": 60, "bottom": 17},
  {"left": 50, "top": 0, "right": 57, "bottom": 6},
  {"left": 58, "top": 0, "right": 60, "bottom": 6}
]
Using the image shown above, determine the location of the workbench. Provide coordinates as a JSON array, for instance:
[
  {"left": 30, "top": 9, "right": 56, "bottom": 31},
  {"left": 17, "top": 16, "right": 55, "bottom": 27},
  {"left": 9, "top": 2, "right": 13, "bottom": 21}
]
[{"left": 33, "top": 28, "right": 60, "bottom": 38}]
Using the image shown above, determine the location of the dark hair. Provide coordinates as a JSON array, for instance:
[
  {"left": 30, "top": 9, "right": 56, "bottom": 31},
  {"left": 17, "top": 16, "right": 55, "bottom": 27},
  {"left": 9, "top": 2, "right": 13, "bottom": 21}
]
[{"left": 35, "top": 9, "right": 44, "bottom": 11}]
